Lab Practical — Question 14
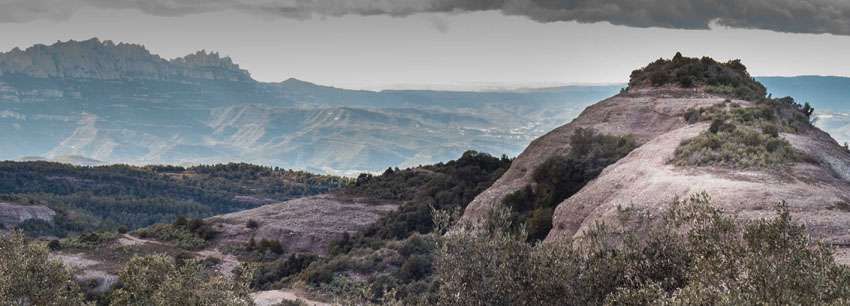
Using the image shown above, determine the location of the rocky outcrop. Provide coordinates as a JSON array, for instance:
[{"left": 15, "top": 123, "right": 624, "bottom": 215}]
[
  {"left": 0, "top": 38, "right": 251, "bottom": 81},
  {"left": 207, "top": 194, "right": 398, "bottom": 255},
  {"left": 462, "top": 87, "right": 742, "bottom": 221},
  {"left": 0, "top": 202, "right": 55, "bottom": 227}
]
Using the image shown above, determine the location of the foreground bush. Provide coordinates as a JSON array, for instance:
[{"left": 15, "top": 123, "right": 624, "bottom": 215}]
[
  {"left": 0, "top": 232, "right": 254, "bottom": 305},
  {"left": 0, "top": 231, "right": 89, "bottom": 305},
  {"left": 436, "top": 193, "right": 850, "bottom": 306}
]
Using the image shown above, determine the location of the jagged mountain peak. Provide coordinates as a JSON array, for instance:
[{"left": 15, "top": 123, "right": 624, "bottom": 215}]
[{"left": 0, "top": 38, "right": 252, "bottom": 81}]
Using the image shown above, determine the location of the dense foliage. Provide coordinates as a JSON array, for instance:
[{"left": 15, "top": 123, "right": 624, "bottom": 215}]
[
  {"left": 503, "top": 128, "right": 638, "bottom": 241},
  {"left": 435, "top": 193, "right": 850, "bottom": 306},
  {"left": 0, "top": 232, "right": 89, "bottom": 305},
  {"left": 0, "top": 162, "right": 349, "bottom": 235},
  {"left": 674, "top": 98, "right": 812, "bottom": 168},
  {"left": 253, "top": 151, "right": 511, "bottom": 302},
  {"left": 628, "top": 52, "right": 767, "bottom": 101}
]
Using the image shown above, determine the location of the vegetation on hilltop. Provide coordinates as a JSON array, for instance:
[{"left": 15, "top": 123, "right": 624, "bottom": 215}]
[
  {"left": 674, "top": 97, "right": 814, "bottom": 169},
  {"left": 628, "top": 52, "right": 767, "bottom": 101},
  {"left": 0, "top": 161, "right": 349, "bottom": 236}
]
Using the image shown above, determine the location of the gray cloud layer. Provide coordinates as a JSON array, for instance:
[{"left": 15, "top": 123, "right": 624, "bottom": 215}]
[{"left": 2, "top": 0, "right": 850, "bottom": 35}]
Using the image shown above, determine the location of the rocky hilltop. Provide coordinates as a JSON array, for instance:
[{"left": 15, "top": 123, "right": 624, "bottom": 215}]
[
  {"left": 463, "top": 54, "right": 850, "bottom": 257},
  {"left": 0, "top": 38, "right": 251, "bottom": 81}
]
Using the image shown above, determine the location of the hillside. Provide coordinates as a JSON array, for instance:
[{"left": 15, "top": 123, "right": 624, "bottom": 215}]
[
  {"left": 0, "top": 161, "right": 347, "bottom": 235},
  {"left": 463, "top": 54, "right": 850, "bottom": 258}
]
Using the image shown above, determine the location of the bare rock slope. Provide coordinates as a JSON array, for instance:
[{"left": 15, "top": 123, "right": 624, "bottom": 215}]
[{"left": 207, "top": 194, "right": 398, "bottom": 255}]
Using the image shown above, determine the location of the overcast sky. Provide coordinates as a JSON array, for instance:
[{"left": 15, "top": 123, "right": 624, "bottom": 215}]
[{"left": 1, "top": 1, "right": 850, "bottom": 90}]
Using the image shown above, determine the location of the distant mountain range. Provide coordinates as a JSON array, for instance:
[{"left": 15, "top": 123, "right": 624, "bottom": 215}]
[{"left": 0, "top": 39, "right": 848, "bottom": 173}]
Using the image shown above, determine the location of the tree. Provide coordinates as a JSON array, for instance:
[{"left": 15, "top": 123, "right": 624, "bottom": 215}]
[
  {"left": 802, "top": 102, "right": 815, "bottom": 118},
  {"left": 0, "top": 231, "right": 89, "bottom": 306}
]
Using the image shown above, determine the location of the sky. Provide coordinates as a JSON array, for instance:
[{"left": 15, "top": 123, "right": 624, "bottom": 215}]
[{"left": 1, "top": 1, "right": 850, "bottom": 90}]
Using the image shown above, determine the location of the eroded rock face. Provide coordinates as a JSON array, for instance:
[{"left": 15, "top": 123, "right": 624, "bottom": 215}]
[
  {"left": 207, "top": 194, "right": 398, "bottom": 255},
  {"left": 0, "top": 202, "right": 55, "bottom": 227},
  {"left": 462, "top": 87, "right": 742, "bottom": 222}
]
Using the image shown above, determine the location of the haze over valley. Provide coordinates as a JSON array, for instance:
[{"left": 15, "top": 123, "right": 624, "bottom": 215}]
[{"left": 2, "top": 39, "right": 849, "bottom": 174}]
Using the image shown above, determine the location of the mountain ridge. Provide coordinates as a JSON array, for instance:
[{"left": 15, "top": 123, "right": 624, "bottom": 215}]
[{"left": 0, "top": 38, "right": 251, "bottom": 81}]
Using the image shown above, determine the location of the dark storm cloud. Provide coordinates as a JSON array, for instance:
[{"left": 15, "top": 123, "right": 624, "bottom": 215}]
[{"left": 2, "top": 0, "right": 850, "bottom": 35}]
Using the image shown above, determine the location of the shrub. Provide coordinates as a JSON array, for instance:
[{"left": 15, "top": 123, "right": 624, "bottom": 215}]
[
  {"left": 435, "top": 194, "right": 850, "bottom": 306},
  {"left": 246, "top": 219, "right": 260, "bottom": 230},
  {"left": 252, "top": 253, "right": 319, "bottom": 289},
  {"left": 399, "top": 255, "right": 432, "bottom": 282},
  {"left": 47, "top": 239, "right": 62, "bottom": 251},
  {"left": 683, "top": 108, "right": 701, "bottom": 124},
  {"left": 257, "top": 239, "right": 284, "bottom": 255},
  {"left": 762, "top": 123, "right": 780, "bottom": 138}
]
